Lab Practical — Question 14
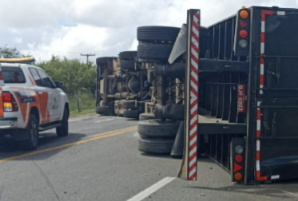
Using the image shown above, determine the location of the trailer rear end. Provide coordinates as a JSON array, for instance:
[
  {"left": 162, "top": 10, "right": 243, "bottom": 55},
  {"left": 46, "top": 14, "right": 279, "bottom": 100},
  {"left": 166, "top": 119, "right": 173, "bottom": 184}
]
[{"left": 181, "top": 6, "right": 298, "bottom": 184}]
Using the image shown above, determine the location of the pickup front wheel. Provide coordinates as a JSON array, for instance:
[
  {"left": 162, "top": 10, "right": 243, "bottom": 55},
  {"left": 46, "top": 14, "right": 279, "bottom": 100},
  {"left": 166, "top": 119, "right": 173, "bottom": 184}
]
[{"left": 56, "top": 108, "right": 69, "bottom": 137}]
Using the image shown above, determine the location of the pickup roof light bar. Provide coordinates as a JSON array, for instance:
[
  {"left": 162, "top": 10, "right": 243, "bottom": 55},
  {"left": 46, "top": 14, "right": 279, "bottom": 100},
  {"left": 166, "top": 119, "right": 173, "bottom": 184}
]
[{"left": 0, "top": 57, "right": 35, "bottom": 64}]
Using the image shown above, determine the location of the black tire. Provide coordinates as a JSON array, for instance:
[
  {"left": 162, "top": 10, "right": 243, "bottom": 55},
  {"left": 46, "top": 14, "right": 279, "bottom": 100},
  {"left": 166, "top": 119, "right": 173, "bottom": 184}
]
[
  {"left": 56, "top": 108, "right": 69, "bottom": 137},
  {"left": 18, "top": 114, "right": 39, "bottom": 150},
  {"left": 123, "top": 110, "right": 139, "bottom": 119},
  {"left": 120, "top": 60, "right": 135, "bottom": 70},
  {"left": 119, "top": 51, "right": 137, "bottom": 60},
  {"left": 137, "top": 42, "right": 174, "bottom": 61},
  {"left": 96, "top": 57, "right": 116, "bottom": 65},
  {"left": 107, "top": 101, "right": 115, "bottom": 115},
  {"left": 139, "top": 113, "right": 155, "bottom": 121},
  {"left": 138, "top": 138, "right": 174, "bottom": 154},
  {"left": 138, "top": 120, "right": 179, "bottom": 138},
  {"left": 120, "top": 100, "right": 137, "bottom": 109},
  {"left": 137, "top": 26, "right": 180, "bottom": 43},
  {"left": 96, "top": 106, "right": 108, "bottom": 115}
]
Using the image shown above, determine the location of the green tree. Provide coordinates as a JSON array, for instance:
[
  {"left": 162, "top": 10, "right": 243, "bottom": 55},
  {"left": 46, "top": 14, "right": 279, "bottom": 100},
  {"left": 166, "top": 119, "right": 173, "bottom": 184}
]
[
  {"left": 22, "top": 54, "right": 33, "bottom": 58},
  {"left": 0, "top": 46, "right": 21, "bottom": 58},
  {"left": 0, "top": 46, "right": 34, "bottom": 58}
]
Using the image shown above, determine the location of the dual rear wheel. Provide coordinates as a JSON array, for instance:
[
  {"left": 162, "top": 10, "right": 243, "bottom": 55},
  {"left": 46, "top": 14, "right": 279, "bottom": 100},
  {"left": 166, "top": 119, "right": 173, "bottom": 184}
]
[{"left": 137, "top": 119, "right": 179, "bottom": 154}]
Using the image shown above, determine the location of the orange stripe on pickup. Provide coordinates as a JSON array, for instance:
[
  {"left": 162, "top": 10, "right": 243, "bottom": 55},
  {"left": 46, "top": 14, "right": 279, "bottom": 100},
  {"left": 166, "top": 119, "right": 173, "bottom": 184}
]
[
  {"left": 29, "top": 75, "right": 37, "bottom": 86},
  {"left": 36, "top": 92, "right": 48, "bottom": 124}
]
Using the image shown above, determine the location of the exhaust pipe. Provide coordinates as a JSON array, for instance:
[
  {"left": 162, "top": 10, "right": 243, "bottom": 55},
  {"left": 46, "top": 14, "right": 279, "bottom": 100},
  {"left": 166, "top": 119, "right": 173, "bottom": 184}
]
[{"left": 155, "top": 63, "right": 185, "bottom": 78}]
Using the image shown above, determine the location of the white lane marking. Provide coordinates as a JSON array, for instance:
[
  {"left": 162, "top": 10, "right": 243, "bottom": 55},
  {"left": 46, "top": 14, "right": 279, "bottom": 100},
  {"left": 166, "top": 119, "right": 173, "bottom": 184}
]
[
  {"left": 127, "top": 177, "right": 176, "bottom": 201},
  {"left": 94, "top": 117, "right": 115, "bottom": 123},
  {"left": 282, "top": 190, "right": 298, "bottom": 197}
]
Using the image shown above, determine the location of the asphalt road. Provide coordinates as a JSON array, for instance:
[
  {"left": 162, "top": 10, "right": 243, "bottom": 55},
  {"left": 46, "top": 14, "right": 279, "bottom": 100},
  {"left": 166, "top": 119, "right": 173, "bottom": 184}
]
[{"left": 0, "top": 115, "right": 298, "bottom": 201}]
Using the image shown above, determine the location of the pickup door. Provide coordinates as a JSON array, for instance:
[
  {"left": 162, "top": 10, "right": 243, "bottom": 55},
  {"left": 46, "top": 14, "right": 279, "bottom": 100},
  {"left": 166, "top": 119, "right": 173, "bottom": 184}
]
[{"left": 29, "top": 68, "right": 61, "bottom": 123}]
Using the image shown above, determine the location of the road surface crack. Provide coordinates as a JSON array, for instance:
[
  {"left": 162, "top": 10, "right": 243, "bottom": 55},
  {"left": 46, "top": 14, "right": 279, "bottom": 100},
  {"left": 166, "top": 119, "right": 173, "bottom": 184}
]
[
  {"left": 32, "top": 161, "right": 61, "bottom": 201},
  {"left": 0, "top": 182, "right": 5, "bottom": 200}
]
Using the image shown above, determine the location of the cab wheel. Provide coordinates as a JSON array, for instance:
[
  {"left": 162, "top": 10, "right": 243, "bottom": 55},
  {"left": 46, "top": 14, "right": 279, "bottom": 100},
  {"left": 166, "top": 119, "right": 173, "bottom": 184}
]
[
  {"left": 56, "top": 108, "right": 69, "bottom": 137},
  {"left": 18, "top": 114, "right": 39, "bottom": 150}
]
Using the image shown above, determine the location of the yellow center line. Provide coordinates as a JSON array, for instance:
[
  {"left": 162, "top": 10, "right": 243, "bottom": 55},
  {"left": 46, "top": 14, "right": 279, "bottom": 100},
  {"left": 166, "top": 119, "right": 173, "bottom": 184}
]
[
  {"left": 87, "top": 126, "right": 137, "bottom": 139},
  {"left": 0, "top": 126, "right": 137, "bottom": 163}
]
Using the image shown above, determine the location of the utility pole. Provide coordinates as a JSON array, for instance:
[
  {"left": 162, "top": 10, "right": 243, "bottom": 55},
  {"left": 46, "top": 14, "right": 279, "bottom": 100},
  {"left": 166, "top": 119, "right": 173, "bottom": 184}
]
[{"left": 80, "top": 53, "right": 95, "bottom": 65}]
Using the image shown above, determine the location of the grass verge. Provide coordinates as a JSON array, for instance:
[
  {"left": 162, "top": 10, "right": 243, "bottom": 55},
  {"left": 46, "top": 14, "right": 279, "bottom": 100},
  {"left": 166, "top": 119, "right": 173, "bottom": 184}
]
[{"left": 69, "top": 94, "right": 96, "bottom": 117}]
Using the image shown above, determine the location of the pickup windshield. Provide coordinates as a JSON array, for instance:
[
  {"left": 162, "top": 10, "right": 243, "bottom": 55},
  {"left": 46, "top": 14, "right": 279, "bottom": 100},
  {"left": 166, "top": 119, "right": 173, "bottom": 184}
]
[{"left": 2, "top": 67, "right": 26, "bottom": 83}]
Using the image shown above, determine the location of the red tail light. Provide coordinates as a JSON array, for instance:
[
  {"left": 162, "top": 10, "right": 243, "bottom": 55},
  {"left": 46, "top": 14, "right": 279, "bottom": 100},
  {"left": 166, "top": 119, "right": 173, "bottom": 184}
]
[
  {"left": 2, "top": 92, "right": 18, "bottom": 112},
  {"left": 235, "top": 155, "right": 244, "bottom": 163},
  {"left": 239, "top": 30, "right": 248, "bottom": 38}
]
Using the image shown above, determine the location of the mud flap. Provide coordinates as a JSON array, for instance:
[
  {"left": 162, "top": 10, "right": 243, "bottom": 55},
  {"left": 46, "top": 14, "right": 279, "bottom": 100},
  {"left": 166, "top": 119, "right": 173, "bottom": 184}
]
[
  {"left": 171, "top": 121, "right": 184, "bottom": 157},
  {"left": 168, "top": 24, "right": 187, "bottom": 64}
]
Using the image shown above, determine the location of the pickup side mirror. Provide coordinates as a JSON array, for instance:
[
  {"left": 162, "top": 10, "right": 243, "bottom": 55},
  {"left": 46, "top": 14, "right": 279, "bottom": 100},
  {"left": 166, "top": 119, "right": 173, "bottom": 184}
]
[{"left": 55, "top": 81, "right": 64, "bottom": 89}]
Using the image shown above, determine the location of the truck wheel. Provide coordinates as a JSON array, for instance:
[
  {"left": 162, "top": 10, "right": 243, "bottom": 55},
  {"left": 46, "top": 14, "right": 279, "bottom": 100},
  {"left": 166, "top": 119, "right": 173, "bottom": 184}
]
[
  {"left": 119, "top": 51, "right": 137, "bottom": 60},
  {"left": 137, "top": 42, "right": 174, "bottom": 61},
  {"left": 137, "top": 26, "right": 180, "bottom": 43},
  {"left": 138, "top": 120, "right": 179, "bottom": 138},
  {"left": 138, "top": 137, "right": 174, "bottom": 154},
  {"left": 107, "top": 101, "right": 115, "bottom": 116},
  {"left": 96, "top": 57, "right": 116, "bottom": 65},
  {"left": 120, "top": 60, "right": 135, "bottom": 70},
  {"left": 18, "top": 114, "right": 39, "bottom": 150},
  {"left": 96, "top": 106, "right": 108, "bottom": 115},
  {"left": 139, "top": 113, "right": 155, "bottom": 121},
  {"left": 120, "top": 100, "right": 137, "bottom": 109},
  {"left": 56, "top": 108, "right": 69, "bottom": 137},
  {"left": 123, "top": 110, "right": 139, "bottom": 119}
]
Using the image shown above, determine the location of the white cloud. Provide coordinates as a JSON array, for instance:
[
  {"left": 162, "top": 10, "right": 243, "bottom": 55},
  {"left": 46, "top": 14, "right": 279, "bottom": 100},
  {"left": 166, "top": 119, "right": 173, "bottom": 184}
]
[
  {"left": 21, "top": 24, "right": 108, "bottom": 61},
  {"left": 14, "top": 37, "right": 23, "bottom": 44},
  {"left": 0, "top": 0, "right": 297, "bottom": 62}
]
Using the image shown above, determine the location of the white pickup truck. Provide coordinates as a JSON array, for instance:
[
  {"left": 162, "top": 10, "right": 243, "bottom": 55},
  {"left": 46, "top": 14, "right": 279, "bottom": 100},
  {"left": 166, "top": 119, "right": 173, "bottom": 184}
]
[{"left": 0, "top": 58, "right": 69, "bottom": 150}]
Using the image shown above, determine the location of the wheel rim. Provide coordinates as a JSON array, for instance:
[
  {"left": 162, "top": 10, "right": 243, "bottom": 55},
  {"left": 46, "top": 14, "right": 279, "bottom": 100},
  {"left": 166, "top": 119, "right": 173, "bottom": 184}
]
[{"left": 30, "top": 120, "right": 38, "bottom": 146}]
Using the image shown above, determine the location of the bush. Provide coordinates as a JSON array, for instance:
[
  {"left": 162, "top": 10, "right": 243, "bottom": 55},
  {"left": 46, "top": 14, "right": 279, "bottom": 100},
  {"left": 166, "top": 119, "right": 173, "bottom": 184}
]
[
  {"left": 38, "top": 56, "right": 96, "bottom": 96},
  {"left": 37, "top": 56, "right": 97, "bottom": 117}
]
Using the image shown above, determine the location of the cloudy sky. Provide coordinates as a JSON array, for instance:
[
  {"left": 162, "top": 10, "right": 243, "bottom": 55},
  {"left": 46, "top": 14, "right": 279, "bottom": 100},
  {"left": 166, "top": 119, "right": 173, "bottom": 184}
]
[{"left": 1, "top": 0, "right": 297, "bottom": 63}]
